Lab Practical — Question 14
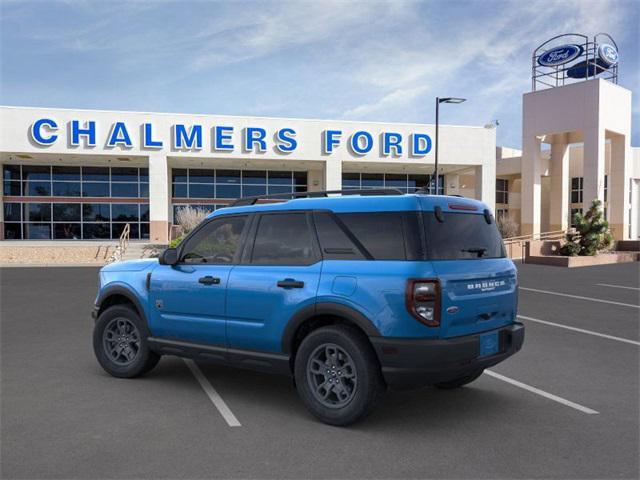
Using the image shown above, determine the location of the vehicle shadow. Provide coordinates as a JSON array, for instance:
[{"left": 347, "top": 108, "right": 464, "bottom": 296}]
[{"left": 152, "top": 356, "right": 520, "bottom": 431}]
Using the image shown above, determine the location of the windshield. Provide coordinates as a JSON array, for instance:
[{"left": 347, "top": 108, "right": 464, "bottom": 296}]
[{"left": 423, "top": 212, "right": 506, "bottom": 260}]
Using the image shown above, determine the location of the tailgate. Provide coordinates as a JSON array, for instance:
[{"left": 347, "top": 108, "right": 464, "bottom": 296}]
[{"left": 432, "top": 258, "right": 517, "bottom": 338}]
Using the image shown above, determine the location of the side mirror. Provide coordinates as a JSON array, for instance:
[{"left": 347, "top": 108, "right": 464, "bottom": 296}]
[{"left": 159, "top": 248, "right": 179, "bottom": 266}]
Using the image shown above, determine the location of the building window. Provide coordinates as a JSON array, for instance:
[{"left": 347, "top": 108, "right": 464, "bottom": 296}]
[
  {"left": 496, "top": 179, "right": 508, "bottom": 204},
  {"left": 603, "top": 175, "right": 608, "bottom": 203},
  {"left": 170, "top": 168, "right": 307, "bottom": 223},
  {"left": 3, "top": 164, "right": 149, "bottom": 240},
  {"left": 341, "top": 172, "right": 444, "bottom": 194},
  {"left": 570, "top": 177, "right": 583, "bottom": 203},
  {"left": 496, "top": 208, "right": 508, "bottom": 220},
  {"left": 570, "top": 208, "right": 583, "bottom": 228}
]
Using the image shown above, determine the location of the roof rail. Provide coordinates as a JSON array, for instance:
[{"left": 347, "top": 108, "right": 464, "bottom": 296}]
[{"left": 229, "top": 188, "right": 404, "bottom": 207}]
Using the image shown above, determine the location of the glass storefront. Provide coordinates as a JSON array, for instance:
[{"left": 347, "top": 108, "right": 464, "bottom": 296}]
[
  {"left": 3, "top": 164, "right": 149, "bottom": 239},
  {"left": 171, "top": 168, "right": 308, "bottom": 221},
  {"left": 342, "top": 172, "right": 445, "bottom": 194}
]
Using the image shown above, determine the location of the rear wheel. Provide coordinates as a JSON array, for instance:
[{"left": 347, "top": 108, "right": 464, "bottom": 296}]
[
  {"left": 434, "top": 369, "right": 484, "bottom": 389},
  {"left": 93, "top": 304, "right": 160, "bottom": 378},
  {"left": 294, "top": 325, "right": 384, "bottom": 426}
]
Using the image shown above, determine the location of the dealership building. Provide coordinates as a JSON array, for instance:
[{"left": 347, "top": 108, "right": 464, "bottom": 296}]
[{"left": 0, "top": 34, "right": 638, "bottom": 244}]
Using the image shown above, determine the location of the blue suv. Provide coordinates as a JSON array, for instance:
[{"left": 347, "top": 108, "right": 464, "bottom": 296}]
[{"left": 92, "top": 189, "right": 524, "bottom": 425}]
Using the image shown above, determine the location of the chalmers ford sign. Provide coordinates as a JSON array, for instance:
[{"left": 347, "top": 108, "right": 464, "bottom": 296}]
[{"left": 29, "top": 118, "right": 434, "bottom": 157}]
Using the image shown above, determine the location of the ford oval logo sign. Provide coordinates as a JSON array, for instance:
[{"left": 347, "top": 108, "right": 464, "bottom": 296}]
[
  {"left": 538, "top": 44, "right": 583, "bottom": 67},
  {"left": 598, "top": 43, "right": 618, "bottom": 66}
]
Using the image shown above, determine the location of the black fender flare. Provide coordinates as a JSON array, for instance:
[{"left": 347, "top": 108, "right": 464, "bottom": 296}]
[
  {"left": 281, "top": 302, "right": 381, "bottom": 354},
  {"left": 95, "top": 285, "right": 147, "bottom": 324}
]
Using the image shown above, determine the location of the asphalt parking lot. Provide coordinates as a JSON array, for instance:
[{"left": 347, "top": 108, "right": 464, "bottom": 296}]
[{"left": 1, "top": 262, "right": 638, "bottom": 479}]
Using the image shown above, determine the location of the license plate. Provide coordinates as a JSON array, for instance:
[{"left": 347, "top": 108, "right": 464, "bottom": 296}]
[{"left": 479, "top": 331, "right": 499, "bottom": 358}]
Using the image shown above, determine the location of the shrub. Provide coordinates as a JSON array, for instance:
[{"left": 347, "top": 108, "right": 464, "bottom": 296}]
[
  {"left": 169, "top": 235, "right": 185, "bottom": 248},
  {"left": 175, "top": 206, "right": 208, "bottom": 234},
  {"left": 559, "top": 199, "right": 613, "bottom": 256},
  {"left": 497, "top": 215, "right": 519, "bottom": 239}
]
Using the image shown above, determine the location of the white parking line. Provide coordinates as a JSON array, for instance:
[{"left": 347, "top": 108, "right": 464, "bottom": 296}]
[
  {"left": 519, "top": 287, "right": 640, "bottom": 309},
  {"left": 484, "top": 370, "right": 599, "bottom": 415},
  {"left": 596, "top": 283, "right": 640, "bottom": 291},
  {"left": 518, "top": 315, "right": 640, "bottom": 346},
  {"left": 184, "top": 359, "right": 242, "bottom": 427}
]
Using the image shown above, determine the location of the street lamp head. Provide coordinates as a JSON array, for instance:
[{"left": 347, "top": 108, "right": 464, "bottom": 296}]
[{"left": 438, "top": 97, "right": 466, "bottom": 104}]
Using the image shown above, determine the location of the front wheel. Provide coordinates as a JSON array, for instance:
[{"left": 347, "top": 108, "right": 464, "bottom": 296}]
[
  {"left": 93, "top": 304, "right": 160, "bottom": 378},
  {"left": 294, "top": 325, "right": 385, "bottom": 426}
]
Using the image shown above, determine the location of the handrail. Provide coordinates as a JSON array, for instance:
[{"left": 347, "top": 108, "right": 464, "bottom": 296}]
[
  {"left": 503, "top": 229, "right": 570, "bottom": 244},
  {"left": 106, "top": 223, "right": 131, "bottom": 263}
]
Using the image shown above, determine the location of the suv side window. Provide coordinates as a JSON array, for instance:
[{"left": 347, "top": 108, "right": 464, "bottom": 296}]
[
  {"left": 336, "top": 212, "right": 407, "bottom": 260},
  {"left": 251, "top": 213, "right": 317, "bottom": 265},
  {"left": 180, "top": 215, "right": 247, "bottom": 264},
  {"left": 313, "top": 212, "right": 365, "bottom": 260}
]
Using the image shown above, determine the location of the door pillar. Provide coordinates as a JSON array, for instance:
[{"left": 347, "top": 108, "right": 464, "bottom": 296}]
[{"left": 582, "top": 126, "right": 606, "bottom": 211}]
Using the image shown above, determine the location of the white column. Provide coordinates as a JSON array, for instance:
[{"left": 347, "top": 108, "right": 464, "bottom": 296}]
[
  {"left": 445, "top": 173, "right": 460, "bottom": 196},
  {"left": 324, "top": 159, "right": 342, "bottom": 191},
  {"left": 307, "top": 169, "right": 324, "bottom": 192},
  {"left": 148, "top": 153, "right": 170, "bottom": 243},
  {"left": 521, "top": 135, "right": 542, "bottom": 236},
  {"left": 475, "top": 163, "right": 496, "bottom": 213},
  {"left": 582, "top": 126, "right": 606, "bottom": 211},
  {"left": 549, "top": 134, "right": 570, "bottom": 232},
  {"left": 609, "top": 134, "right": 631, "bottom": 240}
]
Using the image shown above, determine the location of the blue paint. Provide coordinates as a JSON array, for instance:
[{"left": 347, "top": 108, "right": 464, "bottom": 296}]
[
  {"left": 214, "top": 126, "right": 234, "bottom": 151},
  {"left": 30, "top": 118, "right": 58, "bottom": 145},
  {"left": 323, "top": 130, "right": 342, "bottom": 153},
  {"left": 244, "top": 127, "right": 267, "bottom": 152},
  {"left": 350, "top": 131, "right": 373, "bottom": 155},
  {"left": 70, "top": 120, "right": 96, "bottom": 146},
  {"left": 411, "top": 133, "right": 432, "bottom": 156},
  {"left": 143, "top": 123, "right": 163, "bottom": 148},
  {"left": 107, "top": 122, "right": 133, "bottom": 147},
  {"left": 275, "top": 128, "right": 297, "bottom": 152},
  {"left": 174, "top": 124, "right": 202, "bottom": 149}
]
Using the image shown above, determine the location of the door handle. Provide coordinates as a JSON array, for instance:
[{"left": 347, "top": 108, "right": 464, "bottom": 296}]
[
  {"left": 198, "top": 276, "right": 221, "bottom": 285},
  {"left": 277, "top": 279, "right": 305, "bottom": 288}
]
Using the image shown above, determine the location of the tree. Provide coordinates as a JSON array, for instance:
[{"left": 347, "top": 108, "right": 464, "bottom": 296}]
[
  {"left": 497, "top": 215, "right": 519, "bottom": 239},
  {"left": 560, "top": 199, "right": 613, "bottom": 256}
]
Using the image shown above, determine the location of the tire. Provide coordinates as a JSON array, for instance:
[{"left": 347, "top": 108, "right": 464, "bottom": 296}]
[
  {"left": 93, "top": 304, "right": 160, "bottom": 378},
  {"left": 294, "top": 325, "right": 385, "bottom": 426},
  {"left": 434, "top": 369, "right": 484, "bottom": 389}
]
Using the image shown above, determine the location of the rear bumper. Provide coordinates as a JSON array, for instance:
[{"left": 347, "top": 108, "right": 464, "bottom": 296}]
[{"left": 370, "top": 323, "right": 524, "bottom": 390}]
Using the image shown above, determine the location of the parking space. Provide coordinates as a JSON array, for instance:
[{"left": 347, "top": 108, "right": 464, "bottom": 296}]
[{"left": 1, "top": 263, "right": 638, "bottom": 479}]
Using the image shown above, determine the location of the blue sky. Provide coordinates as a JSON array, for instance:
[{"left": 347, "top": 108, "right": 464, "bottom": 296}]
[{"left": 1, "top": 0, "right": 638, "bottom": 148}]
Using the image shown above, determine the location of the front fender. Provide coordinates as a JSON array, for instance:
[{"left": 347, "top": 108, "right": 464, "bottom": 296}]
[{"left": 95, "top": 280, "right": 149, "bottom": 325}]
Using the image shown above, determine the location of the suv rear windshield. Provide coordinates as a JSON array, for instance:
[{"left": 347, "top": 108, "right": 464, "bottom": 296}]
[{"left": 423, "top": 212, "right": 505, "bottom": 260}]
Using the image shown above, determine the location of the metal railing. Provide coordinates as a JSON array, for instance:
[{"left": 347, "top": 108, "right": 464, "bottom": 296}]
[
  {"left": 106, "top": 223, "right": 131, "bottom": 264},
  {"left": 503, "top": 229, "right": 571, "bottom": 260}
]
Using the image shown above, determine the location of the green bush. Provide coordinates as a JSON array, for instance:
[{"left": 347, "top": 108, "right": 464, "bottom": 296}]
[
  {"left": 560, "top": 199, "right": 613, "bottom": 256},
  {"left": 169, "top": 235, "right": 184, "bottom": 249}
]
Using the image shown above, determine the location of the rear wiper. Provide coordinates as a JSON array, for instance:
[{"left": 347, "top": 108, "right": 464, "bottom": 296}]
[{"left": 461, "top": 247, "right": 487, "bottom": 258}]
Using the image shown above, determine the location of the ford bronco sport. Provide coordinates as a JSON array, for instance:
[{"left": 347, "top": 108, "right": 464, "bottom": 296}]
[{"left": 92, "top": 189, "right": 524, "bottom": 426}]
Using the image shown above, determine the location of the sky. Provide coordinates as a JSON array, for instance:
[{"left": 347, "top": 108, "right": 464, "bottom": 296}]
[{"left": 1, "top": 0, "right": 638, "bottom": 148}]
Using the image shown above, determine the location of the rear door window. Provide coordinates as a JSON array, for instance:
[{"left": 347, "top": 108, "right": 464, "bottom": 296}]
[
  {"left": 423, "top": 212, "right": 505, "bottom": 260},
  {"left": 251, "top": 213, "right": 318, "bottom": 265}
]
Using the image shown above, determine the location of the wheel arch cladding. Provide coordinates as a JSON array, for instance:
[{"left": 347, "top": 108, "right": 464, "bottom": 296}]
[
  {"left": 96, "top": 285, "right": 146, "bottom": 323},
  {"left": 282, "top": 302, "right": 381, "bottom": 357}
]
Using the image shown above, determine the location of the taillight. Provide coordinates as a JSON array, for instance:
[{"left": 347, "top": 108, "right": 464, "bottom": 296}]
[{"left": 406, "top": 279, "right": 441, "bottom": 327}]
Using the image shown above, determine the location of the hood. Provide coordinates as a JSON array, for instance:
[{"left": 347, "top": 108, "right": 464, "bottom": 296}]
[{"left": 100, "top": 258, "right": 158, "bottom": 273}]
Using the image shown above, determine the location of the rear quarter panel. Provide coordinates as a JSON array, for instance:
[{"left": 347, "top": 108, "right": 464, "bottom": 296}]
[{"left": 317, "top": 260, "right": 442, "bottom": 338}]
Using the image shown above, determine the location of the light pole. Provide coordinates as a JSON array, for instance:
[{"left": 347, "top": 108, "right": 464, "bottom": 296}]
[{"left": 434, "top": 97, "right": 466, "bottom": 194}]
